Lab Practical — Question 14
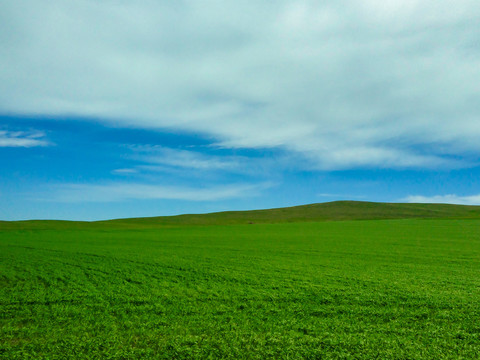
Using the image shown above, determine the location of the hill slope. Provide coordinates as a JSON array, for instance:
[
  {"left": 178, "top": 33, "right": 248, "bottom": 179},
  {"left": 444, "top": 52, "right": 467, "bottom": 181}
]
[
  {"left": 3, "top": 201, "right": 480, "bottom": 229},
  {"left": 104, "top": 201, "right": 480, "bottom": 227}
]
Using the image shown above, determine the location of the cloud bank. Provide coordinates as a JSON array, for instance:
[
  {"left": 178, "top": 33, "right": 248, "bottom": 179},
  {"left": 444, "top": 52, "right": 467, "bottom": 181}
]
[
  {"left": 403, "top": 194, "right": 480, "bottom": 205},
  {"left": 1, "top": 0, "right": 480, "bottom": 169}
]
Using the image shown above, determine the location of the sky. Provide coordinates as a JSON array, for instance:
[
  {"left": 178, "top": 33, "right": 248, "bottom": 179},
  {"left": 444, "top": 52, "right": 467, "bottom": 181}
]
[{"left": 1, "top": 0, "right": 480, "bottom": 220}]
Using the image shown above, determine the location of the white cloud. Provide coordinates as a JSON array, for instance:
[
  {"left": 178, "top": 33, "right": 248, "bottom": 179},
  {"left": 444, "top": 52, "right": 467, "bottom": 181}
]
[
  {"left": 1, "top": 0, "right": 480, "bottom": 169},
  {"left": 133, "top": 146, "right": 243, "bottom": 171},
  {"left": 124, "top": 145, "right": 292, "bottom": 176},
  {"left": 403, "top": 194, "right": 480, "bottom": 205},
  {"left": 38, "top": 182, "right": 272, "bottom": 203},
  {"left": 112, "top": 168, "right": 138, "bottom": 175},
  {"left": 0, "top": 130, "right": 49, "bottom": 147}
]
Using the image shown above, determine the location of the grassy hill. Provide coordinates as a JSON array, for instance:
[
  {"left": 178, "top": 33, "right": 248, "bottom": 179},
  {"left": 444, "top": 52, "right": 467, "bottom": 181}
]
[
  {"left": 2, "top": 201, "right": 480, "bottom": 358},
  {"left": 111, "top": 201, "right": 480, "bottom": 226},
  {"left": 3, "top": 201, "right": 480, "bottom": 229}
]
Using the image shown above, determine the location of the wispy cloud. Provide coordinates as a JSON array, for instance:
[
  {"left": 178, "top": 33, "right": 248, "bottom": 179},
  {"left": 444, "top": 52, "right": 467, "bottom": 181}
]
[
  {"left": 0, "top": 130, "right": 49, "bottom": 147},
  {"left": 402, "top": 194, "right": 480, "bottom": 205},
  {"left": 123, "top": 145, "right": 291, "bottom": 177},
  {"left": 1, "top": 1, "right": 479, "bottom": 169},
  {"left": 133, "top": 146, "right": 243, "bottom": 171},
  {"left": 112, "top": 168, "right": 138, "bottom": 175},
  {"left": 39, "top": 182, "right": 272, "bottom": 203}
]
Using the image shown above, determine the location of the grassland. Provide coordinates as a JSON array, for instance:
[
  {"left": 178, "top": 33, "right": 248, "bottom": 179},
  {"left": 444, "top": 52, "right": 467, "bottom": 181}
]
[
  {"left": 1, "top": 202, "right": 480, "bottom": 359},
  {"left": 106, "top": 200, "right": 480, "bottom": 226}
]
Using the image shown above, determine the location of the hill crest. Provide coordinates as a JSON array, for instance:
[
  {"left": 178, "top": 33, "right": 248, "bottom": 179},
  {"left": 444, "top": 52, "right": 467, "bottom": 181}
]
[
  {"left": 104, "top": 200, "right": 480, "bottom": 226},
  {"left": 2, "top": 201, "right": 480, "bottom": 229}
]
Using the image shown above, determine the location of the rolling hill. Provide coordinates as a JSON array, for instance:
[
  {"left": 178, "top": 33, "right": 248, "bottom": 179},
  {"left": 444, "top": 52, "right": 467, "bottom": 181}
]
[
  {"left": 2, "top": 201, "right": 480, "bottom": 358},
  {"left": 99, "top": 200, "right": 480, "bottom": 227},
  {"left": 3, "top": 201, "right": 480, "bottom": 229}
]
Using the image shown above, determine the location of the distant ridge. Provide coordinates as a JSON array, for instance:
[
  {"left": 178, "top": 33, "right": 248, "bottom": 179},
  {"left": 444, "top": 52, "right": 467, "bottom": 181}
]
[
  {"left": 3, "top": 201, "right": 480, "bottom": 229},
  {"left": 103, "top": 201, "right": 480, "bottom": 227}
]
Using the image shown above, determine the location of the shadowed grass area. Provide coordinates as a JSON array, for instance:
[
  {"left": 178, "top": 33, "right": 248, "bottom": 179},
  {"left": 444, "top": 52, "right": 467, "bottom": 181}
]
[{"left": 1, "top": 203, "right": 480, "bottom": 358}]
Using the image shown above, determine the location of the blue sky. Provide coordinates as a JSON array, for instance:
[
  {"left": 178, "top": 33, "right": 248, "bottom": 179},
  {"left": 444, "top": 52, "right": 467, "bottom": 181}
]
[{"left": 1, "top": 0, "right": 480, "bottom": 220}]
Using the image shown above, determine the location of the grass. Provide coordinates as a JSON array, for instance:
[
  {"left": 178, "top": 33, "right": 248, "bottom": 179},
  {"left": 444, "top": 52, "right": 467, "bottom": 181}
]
[
  {"left": 105, "top": 200, "right": 480, "bottom": 226},
  {"left": 1, "top": 202, "right": 480, "bottom": 358}
]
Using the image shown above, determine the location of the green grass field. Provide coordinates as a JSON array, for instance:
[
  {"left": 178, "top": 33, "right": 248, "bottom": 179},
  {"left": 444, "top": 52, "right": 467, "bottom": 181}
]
[{"left": 1, "top": 202, "right": 480, "bottom": 359}]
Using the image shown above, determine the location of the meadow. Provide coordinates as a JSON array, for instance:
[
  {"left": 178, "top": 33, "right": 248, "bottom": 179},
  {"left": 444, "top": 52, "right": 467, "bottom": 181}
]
[{"left": 1, "top": 202, "right": 480, "bottom": 359}]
